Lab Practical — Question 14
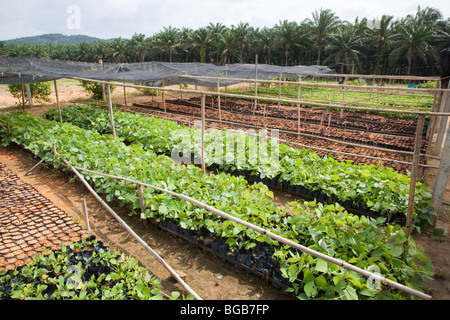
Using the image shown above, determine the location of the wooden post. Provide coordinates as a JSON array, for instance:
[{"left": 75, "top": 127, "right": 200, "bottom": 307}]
[
  {"left": 254, "top": 54, "right": 258, "bottom": 115},
  {"left": 201, "top": 94, "right": 206, "bottom": 174},
  {"left": 430, "top": 115, "right": 450, "bottom": 226},
  {"left": 99, "top": 59, "right": 105, "bottom": 101},
  {"left": 26, "top": 83, "right": 33, "bottom": 107},
  {"left": 217, "top": 79, "right": 221, "bottom": 121},
  {"left": 406, "top": 114, "right": 425, "bottom": 230},
  {"left": 340, "top": 76, "right": 348, "bottom": 117},
  {"left": 54, "top": 80, "right": 62, "bottom": 123},
  {"left": 297, "top": 104, "right": 301, "bottom": 132},
  {"left": 123, "top": 86, "right": 127, "bottom": 106},
  {"left": 278, "top": 72, "right": 282, "bottom": 109},
  {"left": 106, "top": 84, "right": 116, "bottom": 138},
  {"left": 136, "top": 183, "right": 146, "bottom": 215},
  {"left": 82, "top": 196, "right": 91, "bottom": 232},
  {"left": 21, "top": 84, "right": 25, "bottom": 111},
  {"left": 434, "top": 82, "right": 450, "bottom": 156},
  {"left": 162, "top": 78, "right": 166, "bottom": 113}
]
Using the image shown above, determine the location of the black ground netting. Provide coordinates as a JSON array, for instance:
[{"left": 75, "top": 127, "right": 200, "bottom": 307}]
[{"left": 0, "top": 57, "right": 334, "bottom": 86}]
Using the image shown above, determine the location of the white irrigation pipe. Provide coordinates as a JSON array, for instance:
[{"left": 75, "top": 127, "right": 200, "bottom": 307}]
[
  {"left": 61, "top": 161, "right": 432, "bottom": 300},
  {"left": 54, "top": 149, "right": 203, "bottom": 300}
]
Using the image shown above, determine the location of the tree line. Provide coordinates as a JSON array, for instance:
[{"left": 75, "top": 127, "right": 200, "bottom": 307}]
[{"left": 1, "top": 7, "right": 449, "bottom": 76}]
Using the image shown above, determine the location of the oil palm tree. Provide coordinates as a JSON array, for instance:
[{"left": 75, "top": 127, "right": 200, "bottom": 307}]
[
  {"left": 274, "top": 20, "right": 299, "bottom": 66},
  {"left": 189, "top": 27, "right": 211, "bottom": 63},
  {"left": 107, "top": 37, "right": 128, "bottom": 63},
  {"left": 324, "top": 26, "right": 362, "bottom": 73},
  {"left": 309, "top": 8, "right": 341, "bottom": 65},
  {"left": 389, "top": 16, "right": 435, "bottom": 75},
  {"left": 231, "top": 22, "right": 253, "bottom": 63},
  {"left": 368, "top": 15, "right": 396, "bottom": 74},
  {"left": 154, "top": 26, "right": 181, "bottom": 62}
]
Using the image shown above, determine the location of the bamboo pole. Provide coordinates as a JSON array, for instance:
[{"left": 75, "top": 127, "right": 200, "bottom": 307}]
[
  {"left": 406, "top": 115, "right": 425, "bottom": 230},
  {"left": 430, "top": 116, "right": 450, "bottom": 226},
  {"left": 56, "top": 152, "right": 202, "bottom": 300},
  {"left": 278, "top": 72, "right": 282, "bottom": 109},
  {"left": 26, "top": 83, "right": 33, "bottom": 107},
  {"left": 254, "top": 54, "right": 258, "bottom": 115},
  {"left": 137, "top": 183, "right": 146, "bottom": 214},
  {"left": 54, "top": 80, "right": 62, "bottom": 123},
  {"left": 217, "top": 79, "right": 221, "bottom": 121},
  {"left": 434, "top": 81, "right": 450, "bottom": 156},
  {"left": 162, "top": 78, "right": 166, "bottom": 113},
  {"left": 106, "top": 84, "right": 116, "bottom": 138},
  {"left": 82, "top": 196, "right": 91, "bottom": 232},
  {"left": 123, "top": 86, "right": 127, "bottom": 106},
  {"left": 201, "top": 94, "right": 206, "bottom": 174},
  {"left": 67, "top": 164, "right": 432, "bottom": 300},
  {"left": 21, "top": 84, "right": 25, "bottom": 111}
]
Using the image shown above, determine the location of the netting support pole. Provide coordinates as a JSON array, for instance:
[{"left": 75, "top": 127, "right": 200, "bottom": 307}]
[
  {"left": 54, "top": 80, "right": 62, "bottom": 123},
  {"left": 162, "top": 78, "right": 166, "bottom": 113},
  {"left": 26, "top": 83, "right": 33, "bottom": 107},
  {"left": 430, "top": 114, "right": 450, "bottom": 227},
  {"left": 21, "top": 84, "right": 25, "bottom": 111},
  {"left": 106, "top": 84, "right": 116, "bottom": 138},
  {"left": 123, "top": 86, "right": 127, "bottom": 106},
  {"left": 254, "top": 54, "right": 258, "bottom": 116},
  {"left": 99, "top": 59, "right": 105, "bottom": 101},
  {"left": 217, "top": 79, "right": 221, "bottom": 121},
  {"left": 434, "top": 81, "right": 450, "bottom": 156},
  {"left": 406, "top": 114, "right": 425, "bottom": 231},
  {"left": 201, "top": 94, "right": 206, "bottom": 174},
  {"left": 278, "top": 72, "right": 282, "bottom": 109},
  {"left": 82, "top": 196, "right": 91, "bottom": 232},
  {"left": 137, "top": 183, "right": 145, "bottom": 214}
]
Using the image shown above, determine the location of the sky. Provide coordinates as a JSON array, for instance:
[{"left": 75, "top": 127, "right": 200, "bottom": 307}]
[{"left": 0, "top": 0, "right": 449, "bottom": 41}]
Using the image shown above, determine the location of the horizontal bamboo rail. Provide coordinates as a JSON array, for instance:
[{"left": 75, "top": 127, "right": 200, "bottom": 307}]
[{"left": 58, "top": 160, "right": 431, "bottom": 300}]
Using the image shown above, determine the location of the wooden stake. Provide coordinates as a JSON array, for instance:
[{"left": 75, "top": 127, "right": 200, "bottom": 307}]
[
  {"left": 26, "top": 83, "right": 33, "bottom": 107},
  {"left": 162, "top": 78, "right": 166, "bottom": 113},
  {"left": 201, "top": 94, "right": 206, "bottom": 174},
  {"left": 137, "top": 183, "right": 146, "bottom": 214},
  {"left": 254, "top": 54, "right": 258, "bottom": 115},
  {"left": 406, "top": 114, "right": 425, "bottom": 230},
  {"left": 278, "top": 72, "right": 282, "bottom": 109},
  {"left": 430, "top": 114, "right": 450, "bottom": 226},
  {"left": 21, "top": 84, "right": 25, "bottom": 111},
  {"left": 82, "top": 196, "right": 91, "bottom": 232},
  {"left": 54, "top": 80, "right": 62, "bottom": 123},
  {"left": 123, "top": 86, "right": 127, "bottom": 106},
  {"left": 217, "top": 79, "right": 221, "bottom": 121},
  {"left": 106, "top": 84, "right": 116, "bottom": 138}
]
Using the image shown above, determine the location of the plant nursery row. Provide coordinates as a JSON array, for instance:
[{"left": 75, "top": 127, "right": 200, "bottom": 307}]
[
  {"left": 0, "top": 110, "right": 434, "bottom": 300},
  {"left": 43, "top": 105, "right": 435, "bottom": 227}
]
